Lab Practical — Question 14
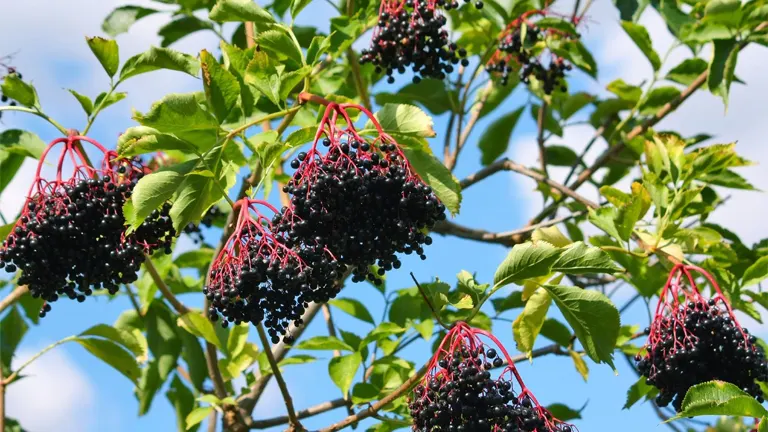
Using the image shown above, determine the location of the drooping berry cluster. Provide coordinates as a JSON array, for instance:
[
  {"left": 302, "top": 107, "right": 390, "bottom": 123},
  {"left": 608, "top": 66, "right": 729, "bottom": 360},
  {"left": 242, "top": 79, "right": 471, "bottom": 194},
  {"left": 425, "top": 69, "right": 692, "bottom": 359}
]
[
  {"left": 283, "top": 99, "right": 446, "bottom": 286},
  {"left": 360, "top": 0, "right": 480, "bottom": 84},
  {"left": 636, "top": 264, "right": 768, "bottom": 412},
  {"left": 410, "top": 322, "right": 574, "bottom": 432},
  {"left": 204, "top": 198, "right": 341, "bottom": 342},
  {"left": 0, "top": 134, "right": 175, "bottom": 316},
  {"left": 487, "top": 11, "right": 577, "bottom": 94}
]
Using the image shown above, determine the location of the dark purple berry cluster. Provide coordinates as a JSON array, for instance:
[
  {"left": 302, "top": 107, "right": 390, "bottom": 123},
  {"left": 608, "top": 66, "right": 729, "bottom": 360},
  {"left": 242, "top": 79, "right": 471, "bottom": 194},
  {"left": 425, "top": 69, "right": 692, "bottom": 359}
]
[{"left": 183, "top": 205, "right": 224, "bottom": 244}]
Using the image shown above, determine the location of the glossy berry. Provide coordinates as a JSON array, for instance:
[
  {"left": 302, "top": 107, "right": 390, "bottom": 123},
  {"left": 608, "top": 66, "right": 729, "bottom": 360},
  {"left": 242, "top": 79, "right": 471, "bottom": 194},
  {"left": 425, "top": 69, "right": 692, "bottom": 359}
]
[
  {"left": 636, "top": 264, "right": 768, "bottom": 412},
  {"left": 183, "top": 205, "right": 224, "bottom": 244},
  {"left": 410, "top": 322, "right": 574, "bottom": 432},
  {"left": 283, "top": 102, "right": 446, "bottom": 286},
  {"left": 0, "top": 135, "right": 175, "bottom": 316},
  {"left": 360, "top": 0, "right": 480, "bottom": 83}
]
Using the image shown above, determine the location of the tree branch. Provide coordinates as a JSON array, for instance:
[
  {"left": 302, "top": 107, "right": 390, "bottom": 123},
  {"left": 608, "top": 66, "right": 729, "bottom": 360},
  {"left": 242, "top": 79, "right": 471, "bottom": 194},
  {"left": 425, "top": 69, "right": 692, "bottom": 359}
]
[
  {"left": 256, "top": 324, "right": 301, "bottom": 429},
  {"left": 248, "top": 398, "right": 349, "bottom": 429},
  {"left": 536, "top": 102, "right": 549, "bottom": 178},
  {"left": 432, "top": 212, "right": 583, "bottom": 246},
  {"left": 0, "top": 285, "right": 28, "bottom": 315},
  {"left": 446, "top": 81, "right": 494, "bottom": 171},
  {"left": 144, "top": 255, "right": 189, "bottom": 315}
]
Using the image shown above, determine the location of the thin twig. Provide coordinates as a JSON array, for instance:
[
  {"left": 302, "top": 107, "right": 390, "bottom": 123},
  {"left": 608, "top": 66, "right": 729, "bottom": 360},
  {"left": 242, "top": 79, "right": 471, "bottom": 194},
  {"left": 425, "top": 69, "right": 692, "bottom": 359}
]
[
  {"left": 410, "top": 273, "right": 451, "bottom": 331},
  {"left": 248, "top": 398, "right": 349, "bottom": 429},
  {"left": 0, "top": 285, "right": 28, "bottom": 314},
  {"left": 536, "top": 102, "right": 549, "bottom": 178},
  {"left": 143, "top": 254, "right": 189, "bottom": 315},
  {"left": 432, "top": 212, "right": 583, "bottom": 246},
  {"left": 125, "top": 285, "right": 143, "bottom": 317},
  {"left": 256, "top": 324, "right": 301, "bottom": 429},
  {"left": 207, "top": 407, "right": 218, "bottom": 432},
  {"left": 447, "top": 81, "right": 494, "bottom": 171}
]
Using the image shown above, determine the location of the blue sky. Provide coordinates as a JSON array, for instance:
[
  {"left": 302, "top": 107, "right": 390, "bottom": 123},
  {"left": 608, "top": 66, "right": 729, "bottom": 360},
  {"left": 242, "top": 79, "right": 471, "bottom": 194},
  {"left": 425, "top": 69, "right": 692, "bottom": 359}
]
[{"left": 2, "top": 1, "right": 768, "bottom": 431}]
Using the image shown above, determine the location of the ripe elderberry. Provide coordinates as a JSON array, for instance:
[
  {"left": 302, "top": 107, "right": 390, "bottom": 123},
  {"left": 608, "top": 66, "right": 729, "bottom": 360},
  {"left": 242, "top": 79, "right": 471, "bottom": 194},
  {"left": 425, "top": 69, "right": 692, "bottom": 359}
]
[
  {"left": 183, "top": 205, "right": 224, "bottom": 244},
  {"left": 410, "top": 322, "right": 574, "bottom": 432},
  {"left": 203, "top": 198, "right": 340, "bottom": 343},
  {"left": 636, "top": 264, "right": 768, "bottom": 412},
  {"left": 360, "top": 0, "right": 480, "bottom": 83},
  {"left": 487, "top": 11, "right": 577, "bottom": 94},
  {"left": 282, "top": 101, "right": 446, "bottom": 285},
  {"left": 0, "top": 134, "right": 175, "bottom": 316}
]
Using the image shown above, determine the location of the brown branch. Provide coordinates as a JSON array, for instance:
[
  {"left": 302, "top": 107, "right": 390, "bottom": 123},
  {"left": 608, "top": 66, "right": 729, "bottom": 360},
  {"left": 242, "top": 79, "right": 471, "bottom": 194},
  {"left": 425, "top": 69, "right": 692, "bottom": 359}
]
[
  {"left": 248, "top": 398, "right": 349, "bottom": 429},
  {"left": 256, "top": 324, "right": 301, "bottom": 429},
  {"left": 446, "top": 81, "right": 494, "bottom": 171},
  {"left": 536, "top": 102, "right": 549, "bottom": 178},
  {"left": 207, "top": 408, "right": 218, "bottom": 432},
  {"left": 432, "top": 212, "right": 583, "bottom": 246},
  {"left": 144, "top": 255, "right": 189, "bottom": 315},
  {"left": 322, "top": 304, "right": 342, "bottom": 358},
  {"left": 0, "top": 285, "right": 29, "bottom": 314}
]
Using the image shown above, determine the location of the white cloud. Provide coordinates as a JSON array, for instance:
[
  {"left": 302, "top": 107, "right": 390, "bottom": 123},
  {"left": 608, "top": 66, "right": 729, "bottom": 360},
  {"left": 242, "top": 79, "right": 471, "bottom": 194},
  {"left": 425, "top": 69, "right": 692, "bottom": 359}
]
[{"left": 7, "top": 347, "right": 96, "bottom": 431}]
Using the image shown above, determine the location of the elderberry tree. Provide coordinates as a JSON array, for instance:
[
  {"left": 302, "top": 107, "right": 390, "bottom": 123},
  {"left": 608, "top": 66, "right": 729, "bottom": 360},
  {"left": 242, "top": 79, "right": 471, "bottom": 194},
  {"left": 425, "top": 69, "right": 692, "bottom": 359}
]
[{"left": 1, "top": 1, "right": 768, "bottom": 432}]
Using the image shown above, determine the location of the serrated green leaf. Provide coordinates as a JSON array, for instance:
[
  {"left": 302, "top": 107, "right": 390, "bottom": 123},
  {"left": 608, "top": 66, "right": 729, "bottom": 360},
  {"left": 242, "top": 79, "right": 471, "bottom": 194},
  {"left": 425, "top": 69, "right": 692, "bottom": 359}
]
[
  {"left": 76, "top": 337, "right": 140, "bottom": 383},
  {"left": 120, "top": 47, "right": 200, "bottom": 82},
  {"left": 607, "top": 79, "right": 642, "bottom": 103},
  {"left": 621, "top": 21, "right": 661, "bottom": 70},
  {"left": 125, "top": 160, "right": 196, "bottom": 230},
  {"left": 284, "top": 126, "right": 316, "bottom": 148},
  {"left": 569, "top": 350, "right": 589, "bottom": 381},
  {"left": 639, "top": 86, "right": 681, "bottom": 115},
  {"left": 244, "top": 51, "right": 281, "bottom": 106},
  {"left": 540, "top": 318, "right": 572, "bottom": 346},
  {"left": 200, "top": 50, "right": 240, "bottom": 123},
  {"left": 185, "top": 406, "right": 213, "bottom": 430},
  {"left": 553, "top": 241, "right": 622, "bottom": 274},
  {"left": 329, "top": 298, "right": 375, "bottom": 324},
  {"left": 0, "top": 129, "right": 45, "bottom": 159},
  {"left": 1, "top": 75, "right": 37, "bottom": 108},
  {"left": 666, "top": 58, "right": 707, "bottom": 86},
  {"left": 542, "top": 285, "right": 620, "bottom": 368},
  {"left": 708, "top": 39, "right": 738, "bottom": 109},
  {"left": 174, "top": 248, "right": 215, "bottom": 269},
  {"left": 478, "top": 106, "right": 524, "bottom": 165},
  {"left": 532, "top": 226, "right": 571, "bottom": 248},
  {"left": 744, "top": 256, "right": 768, "bottom": 288},
  {"left": 80, "top": 324, "right": 143, "bottom": 358},
  {"left": 117, "top": 127, "right": 200, "bottom": 157},
  {"left": 306, "top": 35, "right": 332, "bottom": 65},
  {"left": 102, "top": 6, "right": 158, "bottom": 36},
  {"left": 178, "top": 312, "right": 224, "bottom": 351},
  {"left": 366, "top": 104, "right": 436, "bottom": 138},
  {"left": 673, "top": 381, "right": 768, "bottom": 419},
  {"left": 226, "top": 323, "right": 249, "bottom": 358},
  {"left": 255, "top": 28, "right": 303, "bottom": 66},
  {"left": 624, "top": 375, "right": 656, "bottom": 409},
  {"left": 68, "top": 89, "right": 94, "bottom": 116},
  {"left": 159, "top": 16, "right": 214, "bottom": 48},
  {"left": 279, "top": 65, "right": 311, "bottom": 100},
  {"left": 513, "top": 289, "right": 551, "bottom": 358},
  {"left": 494, "top": 241, "right": 562, "bottom": 288},
  {"left": 291, "top": 0, "right": 312, "bottom": 18},
  {"left": 401, "top": 148, "right": 461, "bottom": 215},
  {"left": 588, "top": 207, "right": 623, "bottom": 242},
  {"left": 296, "top": 336, "right": 354, "bottom": 352},
  {"left": 132, "top": 93, "right": 219, "bottom": 143},
  {"left": 209, "top": 0, "right": 276, "bottom": 24},
  {"left": 86, "top": 36, "right": 119, "bottom": 78},
  {"left": 329, "top": 352, "right": 362, "bottom": 395}
]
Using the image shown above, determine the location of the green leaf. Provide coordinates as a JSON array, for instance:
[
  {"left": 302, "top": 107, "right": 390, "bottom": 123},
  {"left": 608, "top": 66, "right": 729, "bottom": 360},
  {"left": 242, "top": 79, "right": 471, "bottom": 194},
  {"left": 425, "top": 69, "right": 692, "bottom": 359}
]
[
  {"left": 375, "top": 79, "right": 459, "bottom": 115},
  {"left": 175, "top": 249, "right": 215, "bottom": 269},
  {"left": 200, "top": 50, "right": 240, "bottom": 123},
  {"left": 543, "top": 145, "right": 578, "bottom": 167},
  {"left": 479, "top": 79, "right": 517, "bottom": 119},
  {"left": 0, "top": 129, "right": 46, "bottom": 159},
  {"left": 569, "top": 350, "right": 589, "bottom": 381},
  {"left": 607, "top": 79, "right": 642, "bottom": 103},
  {"left": 185, "top": 406, "right": 213, "bottom": 430},
  {"left": 540, "top": 318, "right": 572, "bottom": 346},
  {"left": 546, "top": 403, "right": 583, "bottom": 421},
  {"left": 329, "top": 14, "right": 363, "bottom": 54},
  {"left": 329, "top": 298, "right": 375, "bottom": 324},
  {"left": 278, "top": 354, "right": 317, "bottom": 367},
  {"left": 493, "top": 241, "right": 562, "bottom": 288},
  {"left": 553, "top": 241, "right": 622, "bottom": 274},
  {"left": 80, "top": 324, "right": 143, "bottom": 357},
  {"left": 666, "top": 58, "right": 707, "bottom": 86},
  {"left": 329, "top": 352, "right": 362, "bottom": 395},
  {"left": 244, "top": 52, "right": 281, "bottom": 106},
  {"left": 306, "top": 35, "right": 332, "bottom": 65},
  {"left": 279, "top": 65, "right": 312, "bottom": 100},
  {"left": 673, "top": 381, "right": 768, "bottom": 419},
  {"left": 225, "top": 323, "right": 249, "bottom": 359},
  {"left": 624, "top": 375, "right": 656, "bottom": 409},
  {"left": 178, "top": 330, "right": 207, "bottom": 392},
  {"left": 620, "top": 21, "right": 661, "bottom": 70},
  {"left": 146, "top": 303, "right": 182, "bottom": 381},
  {"left": 137, "top": 360, "right": 162, "bottom": 415},
  {"left": 588, "top": 207, "right": 623, "bottom": 242},
  {"left": 158, "top": 16, "right": 214, "bottom": 48},
  {"left": 708, "top": 39, "right": 738, "bottom": 109},
  {"left": 117, "top": 127, "right": 200, "bottom": 157},
  {"left": 94, "top": 91, "right": 128, "bottom": 112},
  {"left": 367, "top": 104, "right": 436, "bottom": 138},
  {"left": 68, "top": 89, "right": 94, "bottom": 116},
  {"left": 86, "top": 36, "right": 119, "bottom": 78},
  {"left": 536, "top": 17, "right": 578, "bottom": 35},
  {"left": 530, "top": 104, "right": 562, "bottom": 137},
  {"left": 125, "top": 160, "right": 196, "bottom": 230},
  {"left": 255, "top": 28, "right": 303, "bottom": 66},
  {"left": 513, "top": 289, "right": 552, "bottom": 358},
  {"left": 120, "top": 47, "right": 200, "bottom": 82},
  {"left": 167, "top": 376, "right": 198, "bottom": 432},
  {"left": 478, "top": 106, "right": 524, "bottom": 165},
  {"left": 541, "top": 285, "right": 620, "bottom": 367},
  {"left": 291, "top": 0, "right": 312, "bottom": 18},
  {"left": 296, "top": 336, "right": 354, "bottom": 352},
  {"left": 210, "top": 0, "right": 276, "bottom": 25},
  {"left": 102, "top": 6, "right": 158, "bottom": 36},
  {"left": 401, "top": 148, "right": 462, "bottom": 215},
  {"left": 0, "top": 75, "right": 37, "bottom": 108},
  {"left": 551, "top": 40, "right": 597, "bottom": 78},
  {"left": 132, "top": 93, "right": 219, "bottom": 143},
  {"left": 744, "top": 256, "right": 768, "bottom": 288},
  {"left": 75, "top": 337, "right": 141, "bottom": 383},
  {"left": 284, "top": 126, "right": 315, "bottom": 148},
  {"left": 0, "top": 307, "right": 28, "bottom": 369},
  {"left": 178, "top": 312, "right": 224, "bottom": 351},
  {"left": 704, "top": 0, "right": 742, "bottom": 28},
  {"left": 0, "top": 152, "right": 23, "bottom": 196},
  {"left": 362, "top": 322, "right": 408, "bottom": 346},
  {"left": 639, "top": 86, "right": 681, "bottom": 115}
]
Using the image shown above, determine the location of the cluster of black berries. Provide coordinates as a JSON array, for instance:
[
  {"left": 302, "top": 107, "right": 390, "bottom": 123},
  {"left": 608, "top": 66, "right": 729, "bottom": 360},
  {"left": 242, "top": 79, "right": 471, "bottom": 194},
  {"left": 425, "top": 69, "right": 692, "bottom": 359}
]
[
  {"left": 410, "top": 323, "right": 573, "bottom": 432},
  {"left": 637, "top": 299, "right": 768, "bottom": 411},
  {"left": 0, "top": 139, "right": 175, "bottom": 316},
  {"left": 183, "top": 205, "right": 223, "bottom": 244},
  {"left": 360, "top": 0, "right": 480, "bottom": 84},
  {"left": 488, "top": 22, "right": 573, "bottom": 94},
  {"left": 283, "top": 133, "right": 446, "bottom": 286},
  {"left": 204, "top": 200, "right": 341, "bottom": 342}
]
